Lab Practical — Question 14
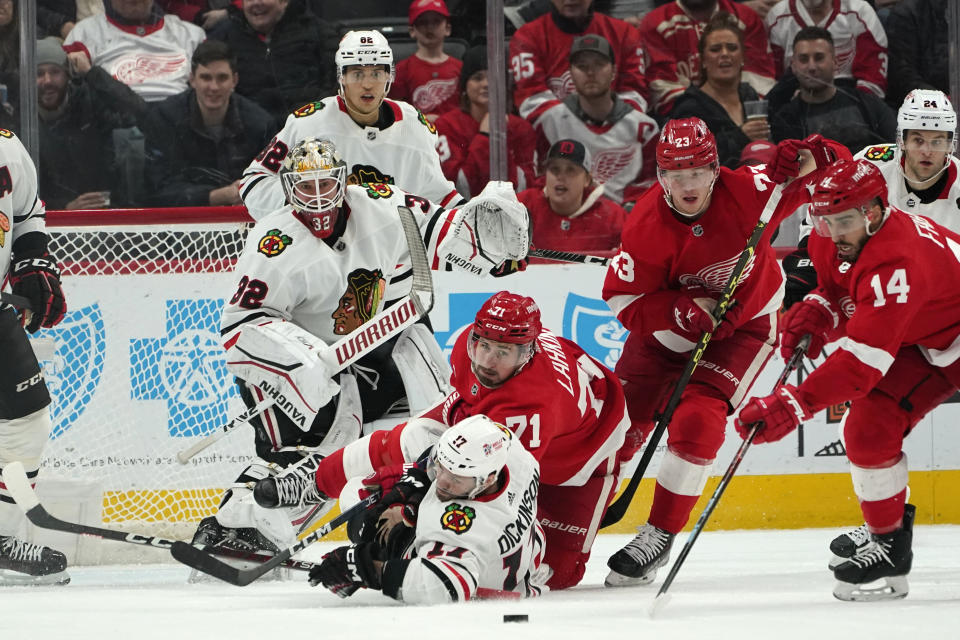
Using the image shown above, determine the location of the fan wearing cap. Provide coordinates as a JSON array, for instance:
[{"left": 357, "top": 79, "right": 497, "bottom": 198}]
[
  {"left": 434, "top": 45, "right": 537, "bottom": 199},
  {"left": 519, "top": 139, "right": 627, "bottom": 256},
  {"left": 526, "top": 34, "right": 659, "bottom": 208},
  {"left": 389, "top": 0, "right": 462, "bottom": 122},
  {"left": 602, "top": 117, "right": 827, "bottom": 587},
  {"left": 737, "top": 158, "right": 960, "bottom": 601}
]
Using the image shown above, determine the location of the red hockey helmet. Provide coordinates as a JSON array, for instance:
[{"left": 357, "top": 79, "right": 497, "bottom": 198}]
[
  {"left": 810, "top": 159, "right": 888, "bottom": 217},
  {"left": 473, "top": 291, "right": 542, "bottom": 344},
  {"left": 656, "top": 117, "right": 718, "bottom": 171}
]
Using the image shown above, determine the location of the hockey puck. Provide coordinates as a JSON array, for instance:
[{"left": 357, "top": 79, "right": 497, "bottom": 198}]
[{"left": 503, "top": 614, "right": 529, "bottom": 623}]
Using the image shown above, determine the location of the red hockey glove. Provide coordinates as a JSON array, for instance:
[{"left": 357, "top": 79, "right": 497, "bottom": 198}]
[
  {"left": 10, "top": 254, "right": 67, "bottom": 334},
  {"left": 780, "top": 297, "right": 835, "bottom": 360},
  {"left": 358, "top": 463, "right": 411, "bottom": 500},
  {"left": 736, "top": 384, "right": 813, "bottom": 443},
  {"left": 770, "top": 139, "right": 806, "bottom": 184},
  {"left": 802, "top": 133, "right": 846, "bottom": 168},
  {"left": 712, "top": 299, "right": 746, "bottom": 341},
  {"left": 670, "top": 289, "right": 717, "bottom": 340},
  {"left": 310, "top": 542, "right": 383, "bottom": 597}
]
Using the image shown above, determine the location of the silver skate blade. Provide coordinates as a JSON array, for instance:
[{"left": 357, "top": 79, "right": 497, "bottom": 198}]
[
  {"left": 648, "top": 592, "right": 672, "bottom": 618},
  {"left": 832, "top": 576, "right": 909, "bottom": 602},
  {"left": 604, "top": 569, "right": 655, "bottom": 588},
  {"left": 0, "top": 568, "right": 71, "bottom": 586}
]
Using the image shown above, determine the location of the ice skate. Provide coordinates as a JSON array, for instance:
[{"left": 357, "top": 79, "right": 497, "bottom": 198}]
[
  {"left": 605, "top": 523, "right": 674, "bottom": 587},
  {"left": 832, "top": 527, "right": 912, "bottom": 602},
  {"left": 0, "top": 535, "right": 70, "bottom": 586},
  {"left": 253, "top": 453, "right": 329, "bottom": 509},
  {"left": 828, "top": 503, "right": 915, "bottom": 569}
]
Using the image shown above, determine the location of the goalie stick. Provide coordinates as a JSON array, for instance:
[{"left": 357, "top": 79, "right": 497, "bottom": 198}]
[
  {"left": 176, "top": 205, "right": 434, "bottom": 463},
  {"left": 527, "top": 248, "right": 611, "bottom": 266},
  {"left": 0, "top": 461, "right": 318, "bottom": 572},
  {"left": 169, "top": 492, "right": 380, "bottom": 586}
]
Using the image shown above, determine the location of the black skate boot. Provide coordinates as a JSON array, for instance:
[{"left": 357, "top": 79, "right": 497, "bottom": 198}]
[
  {"left": 0, "top": 535, "right": 70, "bottom": 586},
  {"left": 829, "top": 503, "right": 915, "bottom": 569},
  {"left": 253, "top": 453, "right": 329, "bottom": 509},
  {"left": 832, "top": 526, "right": 912, "bottom": 602},
  {"left": 605, "top": 523, "right": 675, "bottom": 587},
  {"left": 187, "top": 516, "right": 285, "bottom": 583}
]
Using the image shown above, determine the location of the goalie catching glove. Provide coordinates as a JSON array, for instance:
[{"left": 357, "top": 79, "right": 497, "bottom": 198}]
[{"left": 226, "top": 319, "right": 339, "bottom": 431}]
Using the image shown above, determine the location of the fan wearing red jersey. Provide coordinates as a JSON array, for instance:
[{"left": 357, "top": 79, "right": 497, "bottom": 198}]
[
  {"left": 737, "top": 159, "right": 960, "bottom": 602},
  {"left": 602, "top": 117, "right": 818, "bottom": 588},
  {"left": 253, "top": 291, "right": 631, "bottom": 591}
]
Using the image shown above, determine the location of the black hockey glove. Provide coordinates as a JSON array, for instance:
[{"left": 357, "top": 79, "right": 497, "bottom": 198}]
[
  {"left": 10, "top": 254, "right": 66, "bottom": 333},
  {"left": 490, "top": 258, "right": 528, "bottom": 277},
  {"left": 781, "top": 239, "right": 817, "bottom": 311},
  {"left": 309, "top": 542, "right": 383, "bottom": 598},
  {"left": 358, "top": 466, "right": 430, "bottom": 544}
]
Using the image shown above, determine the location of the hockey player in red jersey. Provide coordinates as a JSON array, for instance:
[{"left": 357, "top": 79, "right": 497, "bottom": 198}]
[
  {"left": 253, "top": 291, "right": 630, "bottom": 590},
  {"left": 737, "top": 159, "right": 960, "bottom": 602},
  {"left": 602, "top": 117, "right": 821, "bottom": 587}
]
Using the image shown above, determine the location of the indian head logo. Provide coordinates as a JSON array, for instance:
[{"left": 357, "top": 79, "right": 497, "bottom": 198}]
[
  {"left": 257, "top": 229, "right": 293, "bottom": 257},
  {"left": 441, "top": 503, "right": 476, "bottom": 535},
  {"left": 347, "top": 164, "right": 395, "bottom": 186},
  {"left": 332, "top": 268, "right": 386, "bottom": 335},
  {"left": 416, "top": 109, "right": 438, "bottom": 134},
  {"left": 293, "top": 101, "right": 325, "bottom": 118}
]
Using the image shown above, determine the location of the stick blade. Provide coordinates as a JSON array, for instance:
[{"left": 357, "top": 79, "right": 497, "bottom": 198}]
[
  {"left": 170, "top": 541, "right": 245, "bottom": 585},
  {"left": 648, "top": 592, "right": 672, "bottom": 618},
  {"left": 1, "top": 461, "right": 40, "bottom": 510}
]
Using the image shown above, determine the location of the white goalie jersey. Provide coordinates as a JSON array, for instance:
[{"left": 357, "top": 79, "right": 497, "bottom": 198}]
[
  {"left": 381, "top": 444, "right": 549, "bottom": 604},
  {"left": 241, "top": 96, "right": 462, "bottom": 220},
  {"left": 0, "top": 130, "right": 46, "bottom": 286}
]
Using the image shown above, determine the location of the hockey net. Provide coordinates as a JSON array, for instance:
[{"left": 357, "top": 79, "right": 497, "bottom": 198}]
[{"left": 33, "top": 207, "right": 255, "bottom": 558}]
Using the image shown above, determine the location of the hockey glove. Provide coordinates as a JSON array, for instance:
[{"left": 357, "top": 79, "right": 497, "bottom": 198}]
[
  {"left": 712, "top": 299, "right": 746, "bottom": 341},
  {"left": 779, "top": 297, "right": 836, "bottom": 361},
  {"left": 781, "top": 240, "right": 817, "bottom": 311},
  {"left": 358, "top": 466, "right": 430, "bottom": 544},
  {"left": 770, "top": 139, "right": 806, "bottom": 184},
  {"left": 490, "top": 258, "right": 528, "bottom": 277},
  {"left": 310, "top": 542, "right": 383, "bottom": 598},
  {"left": 670, "top": 289, "right": 717, "bottom": 341},
  {"left": 802, "top": 133, "right": 845, "bottom": 168},
  {"left": 736, "top": 384, "right": 813, "bottom": 443},
  {"left": 10, "top": 254, "right": 67, "bottom": 333}
]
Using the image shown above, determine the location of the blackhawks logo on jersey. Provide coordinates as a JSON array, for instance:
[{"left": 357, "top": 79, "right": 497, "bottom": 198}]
[
  {"left": 293, "top": 101, "right": 325, "bottom": 118},
  {"left": 348, "top": 164, "right": 395, "bottom": 187},
  {"left": 364, "top": 182, "right": 394, "bottom": 199},
  {"left": 0, "top": 128, "right": 13, "bottom": 138},
  {"left": 863, "top": 144, "right": 895, "bottom": 162},
  {"left": 332, "top": 268, "right": 386, "bottom": 335},
  {"left": 441, "top": 503, "right": 476, "bottom": 535},
  {"left": 417, "top": 110, "right": 437, "bottom": 134},
  {"left": 257, "top": 228, "right": 293, "bottom": 257}
]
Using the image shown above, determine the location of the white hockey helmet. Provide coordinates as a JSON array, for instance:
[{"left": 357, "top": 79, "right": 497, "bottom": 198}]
[
  {"left": 279, "top": 137, "right": 347, "bottom": 238},
  {"left": 432, "top": 415, "right": 512, "bottom": 499},
  {"left": 335, "top": 30, "right": 395, "bottom": 90},
  {"left": 896, "top": 89, "right": 957, "bottom": 152}
]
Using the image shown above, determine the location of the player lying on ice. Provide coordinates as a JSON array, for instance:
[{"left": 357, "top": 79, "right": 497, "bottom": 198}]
[
  {"left": 252, "top": 291, "right": 633, "bottom": 590},
  {"left": 309, "top": 414, "right": 550, "bottom": 603},
  {"left": 190, "top": 137, "right": 531, "bottom": 562},
  {"left": 736, "top": 158, "right": 960, "bottom": 602}
]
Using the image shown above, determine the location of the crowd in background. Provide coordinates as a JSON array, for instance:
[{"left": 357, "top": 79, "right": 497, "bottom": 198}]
[{"left": 0, "top": 0, "right": 952, "bottom": 252}]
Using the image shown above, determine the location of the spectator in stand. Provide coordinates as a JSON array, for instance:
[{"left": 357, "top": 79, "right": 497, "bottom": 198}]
[
  {"left": 63, "top": 0, "right": 205, "bottom": 102},
  {"left": 207, "top": 0, "right": 336, "bottom": 125},
  {"left": 738, "top": 139, "right": 776, "bottom": 167},
  {"left": 157, "top": 0, "right": 233, "bottom": 31},
  {"left": 528, "top": 34, "right": 658, "bottom": 208},
  {"left": 671, "top": 12, "right": 769, "bottom": 168},
  {"left": 520, "top": 139, "right": 628, "bottom": 256},
  {"left": 885, "top": 0, "right": 948, "bottom": 108},
  {"left": 639, "top": 0, "right": 775, "bottom": 117},
  {"left": 434, "top": 45, "right": 536, "bottom": 199},
  {"left": 143, "top": 40, "right": 273, "bottom": 207},
  {"left": 0, "top": 0, "right": 19, "bottom": 130},
  {"left": 770, "top": 27, "right": 895, "bottom": 154},
  {"left": 509, "top": 0, "right": 648, "bottom": 122},
  {"left": 39, "top": 1, "right": 77, "bottom": 38},
  {"left": 766, "top": 0, "right": 888, "bottom": 99},
  {"left": 389, "top": 0, "right": 462, "bottom": 123},
  {"left": 36, "top": 36, "right": 148, "bottom": 210}
]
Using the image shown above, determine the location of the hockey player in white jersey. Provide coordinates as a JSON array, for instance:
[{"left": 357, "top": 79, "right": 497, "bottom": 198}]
[
  {"left": 0, "top": 131, "right": 68, "bottom": 585},
  {"left": 310, "top": 415, "right": 548, "bottom": 603},
  {"left": 240, "top": 30, "right": 462, "bottom": 221},
  {"left": 192, "top": 137, "right": 530, "bottom": 556}
]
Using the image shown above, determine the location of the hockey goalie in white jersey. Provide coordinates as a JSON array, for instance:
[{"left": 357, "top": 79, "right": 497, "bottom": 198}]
[
  {"left": 191, "top": 137, "right": 531, "bottom": 557},
  {"left": 310, "top": 415, "right": 549, "bottom": 603}
]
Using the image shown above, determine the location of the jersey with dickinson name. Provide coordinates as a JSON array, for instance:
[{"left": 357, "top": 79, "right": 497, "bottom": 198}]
[
  {"left": 221, "top": 183, "right": 458, "bottom": 348},
  {"left": 855, "top": 143, "right": 960, "bottom": 232},
  {"left": 241, "top": 96, "right": 461, "bottom": 220},
  {"left": 384, "top": 440, "right": 548, "bottom": 603},
  {"left": 0, "top": 130, "right": 46, "bottom": 289}
]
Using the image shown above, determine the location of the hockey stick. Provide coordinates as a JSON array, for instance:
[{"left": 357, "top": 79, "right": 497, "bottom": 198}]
[
  {"left": 650, "top": 335, "right": 810, "bottom": 617},
  {"left": 0, "top": 461, "right": 318, "bottom": 572},
  {"left": 170, "top": 492, "right": 380, "bottom": 586},
  {"left": 601, "top": 182, "right": 786, "bottom": 528},
  {"left": 176, "top": 205, "right": 434, "bottom": 463},
  {"left": 528, "top": 248, "right": 611, "bottom": 266}
]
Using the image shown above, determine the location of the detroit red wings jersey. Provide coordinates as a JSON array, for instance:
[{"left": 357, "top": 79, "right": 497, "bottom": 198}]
[
  {"left": 389, "top": 443, "right": 548, "bottom": 603},
  {"left": 221, "top": 183, "right": 457, "bottom": 348},
  {"left": 63, "top": 13, "right": 204, "bottom": 102},
  {"left": 766, "top": 0, "right": 887, "bottom": 97},
  {"left": 528, "top": 98, "right": 658, "bottom": 204},
  {"left": 509, "top": 11, "right": 648, "bottom": 121},
  {"left": 640, "top": 0, "right": 775, "bottom": 115},
  {"left": 241, "top": 96, "right": 461, "bottom": 220},
  {"left": 434, "top": 329, "right": 628, "bottom": 487},
  {"left": 855, "top": 143, "right": 960, "bottom": 232},
  {"left": 390, "top": 55, "right": 462, "bottom": 118},
  {"left": 603, "top": 166, "right": 809, "bottom": 352},
  {"left": 0, "top": 131, "right": 46, "bottom": 287},
  {"left": 520, "top": 186, "right": 627, "bottom": 255},
  {"left": 799, "top": 209, "right": 960, "bottom": 409}
]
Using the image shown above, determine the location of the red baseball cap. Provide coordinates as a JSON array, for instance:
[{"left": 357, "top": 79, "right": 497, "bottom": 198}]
[
  {"left": 739, "top": 140, "right": 777, "bottom": 166},
  {"left": 409, "top": 0, "right": 450, "bottom": 24}
]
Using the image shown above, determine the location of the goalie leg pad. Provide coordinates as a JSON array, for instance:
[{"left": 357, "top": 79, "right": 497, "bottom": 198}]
[
  {"left": 392, "top": 324, "right": 452, "bottom": 415},
  {"left": 312, "top": 373, "right": 363, "bottom": 457}
]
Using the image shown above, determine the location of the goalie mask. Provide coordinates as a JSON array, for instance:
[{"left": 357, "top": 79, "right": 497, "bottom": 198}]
[
  {"left": 430, "top": 415, "right": 512, "bottom": 500},
  {"left": 280, "top": 137, "right": 347, "bottom": 238}
]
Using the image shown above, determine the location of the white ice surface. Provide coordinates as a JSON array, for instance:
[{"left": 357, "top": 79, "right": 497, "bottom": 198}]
[{"left": 3, "top": 527, "right": 958, "bottom": 640}]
